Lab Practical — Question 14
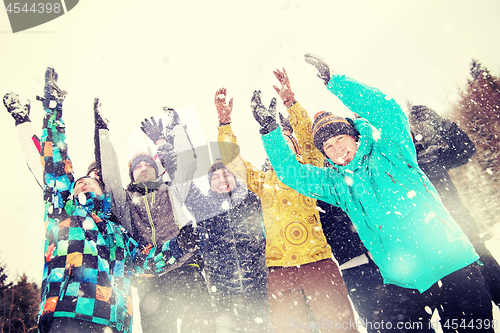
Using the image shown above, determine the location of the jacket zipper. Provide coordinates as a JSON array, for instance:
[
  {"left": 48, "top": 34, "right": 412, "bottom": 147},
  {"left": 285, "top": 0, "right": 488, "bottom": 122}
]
[{"left": 142, "top": 185, "right": 157, "bottom": 247}]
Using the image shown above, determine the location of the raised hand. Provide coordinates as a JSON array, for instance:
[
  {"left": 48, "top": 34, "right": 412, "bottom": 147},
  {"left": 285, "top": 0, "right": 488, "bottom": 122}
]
[
  {"left": 3, "top": 92, "right": 31, "bottom": 125},
  {"left": 273, "top": 68, "right": 296, "bottom": 107},
  {"left": 140, "top": 117, "right": 166, "bottom": 145},
  {"left": 214, "top": 88, "right": 233, "bottom": 124},
  {"left": 304, "top": 53, "right": 331, "bottom": 86},
  {"left": 251, "top": 90, "right": 278, "bottom": 135},
  {"left": 161, "top": 107, "right": 182, "bottom": 146},
  {"left": 37, "top": 67, "right": 67, "bottom": 109}
]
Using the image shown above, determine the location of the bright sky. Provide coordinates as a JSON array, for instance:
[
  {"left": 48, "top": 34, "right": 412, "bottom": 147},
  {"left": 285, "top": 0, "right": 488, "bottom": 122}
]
[{"left": 0, "top": 0, "right": 499, "bottom": 291}]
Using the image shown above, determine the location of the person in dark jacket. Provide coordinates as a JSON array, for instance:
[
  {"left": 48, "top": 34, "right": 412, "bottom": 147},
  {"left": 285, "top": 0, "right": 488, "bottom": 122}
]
[
  {"left": 185, "top": 160, "right": 271, "bottom": 333},
  {"left": 96, "top": 109, "right": 214, "bottom": 333},
  {"left": 3, "top": 67, "right": 198, "bottom": 333},
  {"left": 410, "top": 104, "right": 500, "bottom": 309}
]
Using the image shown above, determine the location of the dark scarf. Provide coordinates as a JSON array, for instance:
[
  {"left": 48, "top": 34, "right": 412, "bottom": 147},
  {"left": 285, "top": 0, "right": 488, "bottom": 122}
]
[{"left": 127, "top": 178, "right": 165, "bottom": 196}]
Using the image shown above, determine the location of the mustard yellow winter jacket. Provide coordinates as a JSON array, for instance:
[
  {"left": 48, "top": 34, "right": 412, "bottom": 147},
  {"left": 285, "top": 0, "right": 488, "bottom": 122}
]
[{"left": 218, "top": 102, "right": 332, "bottom": 267}]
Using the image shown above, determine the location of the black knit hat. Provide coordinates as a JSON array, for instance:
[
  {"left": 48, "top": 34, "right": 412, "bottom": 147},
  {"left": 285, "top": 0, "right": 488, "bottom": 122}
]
[
  {"left": 207, "top": 159, "right": 225, "bottom": 183},
  {"left": 128, "top": 153, "right": 159, "bottom": 181},
  {"left": 312, "top": 111, "right": 359, "bottom": 155}
]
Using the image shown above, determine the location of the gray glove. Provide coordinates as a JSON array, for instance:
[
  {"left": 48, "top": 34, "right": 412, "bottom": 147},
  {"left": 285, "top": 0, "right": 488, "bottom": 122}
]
[
  {"left": 141, "top": 117, "right": 165, "bottom": 144},
  {"left": 3, "top": 92, "right": 31, "bottom": 125},
  {"left": 304, "top": 53, "right": 331, "bottom": 86},
  {"left": 251, "top": 90, "right": 278, "bottom": 135}
]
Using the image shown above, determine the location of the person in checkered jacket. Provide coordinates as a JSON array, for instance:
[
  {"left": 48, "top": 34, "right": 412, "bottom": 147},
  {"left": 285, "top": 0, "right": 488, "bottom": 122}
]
[{"left": 4, "top": 67, "right": 201, "bottom": 333}]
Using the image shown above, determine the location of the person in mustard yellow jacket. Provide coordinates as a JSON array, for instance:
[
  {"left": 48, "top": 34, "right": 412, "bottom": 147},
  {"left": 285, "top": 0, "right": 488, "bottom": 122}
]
[{"left": 216, "top": 73, "right": 357, "bottom": 333}]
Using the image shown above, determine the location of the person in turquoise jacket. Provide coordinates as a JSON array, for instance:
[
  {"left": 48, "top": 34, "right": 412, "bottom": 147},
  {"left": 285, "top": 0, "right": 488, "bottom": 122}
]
[{"left": 251, "top": 54, "right": 494, "bottom": 332}]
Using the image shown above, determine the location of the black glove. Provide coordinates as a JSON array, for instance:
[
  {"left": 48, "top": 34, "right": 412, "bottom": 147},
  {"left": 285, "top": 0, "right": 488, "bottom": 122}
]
[
  {"left": 251, "top": 90, "right": 278, "bottom": 135},
  {"left": 157, "top": 142, "right": 178, "bottom": 179},
  {"left": 3, "top": 92, "right": 31, "bottom": 125},
  {"left": 304, "top": 53, "right": 331, "bottom": 86},
  {"left": 94, "top": 98, "right": 109, "bottom": 130},
  {"left": 37, "top": 67, "right": 67, "bottom": 109},
  {"left": 176, "top": 224, "right": 200, "bottom": 254},
  {"left": 140, "top": 117, "right": 165, "bottom": 144}
]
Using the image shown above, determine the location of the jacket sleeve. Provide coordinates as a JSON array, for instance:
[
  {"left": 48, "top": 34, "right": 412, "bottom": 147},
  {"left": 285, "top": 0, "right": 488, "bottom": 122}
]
[
  {"left": 327, "top": 74, "right": 414, "bottom": 157},
  {"left": 217, "top": 124, "right": 267, "bottom": 196},
  {"left": 99, "top": 128, "right": 132, "bottom": 232},
  {"left": 438, "top": 122, "right": 476, "bottom": 170},
  {"left": 286, "top": 102, "right": 323, "bottom": 167},
  {"left": 17, "top": 122, "right": 43, "bottom": 189},
  {"left": 126, "top": 227, "right": 187, "bottom": 274},
  {"left": 261, "top": 125, "right": 341, "bottom": 206},
  {"left": 167, "top": 125, "right": 197, "bottom": 203},
  {"left": 40, "top": 101, "right": 75, "bottom": 209}
]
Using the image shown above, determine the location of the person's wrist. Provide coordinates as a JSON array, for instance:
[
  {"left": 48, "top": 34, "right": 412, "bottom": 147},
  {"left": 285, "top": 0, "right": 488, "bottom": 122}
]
[{"left": 284, "top": 98, "right": 296, "bottom": 108}]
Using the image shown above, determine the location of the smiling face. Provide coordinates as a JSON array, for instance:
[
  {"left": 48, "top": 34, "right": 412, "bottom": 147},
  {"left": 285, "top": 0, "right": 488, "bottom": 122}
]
[
  {"left": 323, "top": 134, "right": 358, "bottom": 166},
  {"left": 210, "top": 168, "right": 236, "bottom": 193},
  {"left": 132, "top": 161, "right": 157, "bottom": 183},
  {"left": 74, "top": 177, "right": 103, "bottom": 196}
]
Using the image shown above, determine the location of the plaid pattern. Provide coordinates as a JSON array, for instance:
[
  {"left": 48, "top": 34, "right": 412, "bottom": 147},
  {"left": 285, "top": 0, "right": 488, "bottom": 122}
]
[{"left": 38, "top": 102, "right": 183, "bottom": 333}]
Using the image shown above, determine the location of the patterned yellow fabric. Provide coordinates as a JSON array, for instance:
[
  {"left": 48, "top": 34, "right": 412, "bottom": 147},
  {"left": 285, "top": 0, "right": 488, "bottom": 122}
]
[{"left": 218, "top": 102, "right": 332, "bottom": 267}]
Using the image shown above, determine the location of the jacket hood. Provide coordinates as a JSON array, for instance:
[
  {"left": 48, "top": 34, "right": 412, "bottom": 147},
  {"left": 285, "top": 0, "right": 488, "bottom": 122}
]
[{"left": 326, "top": 117, "right": 378, "bottom": 173}]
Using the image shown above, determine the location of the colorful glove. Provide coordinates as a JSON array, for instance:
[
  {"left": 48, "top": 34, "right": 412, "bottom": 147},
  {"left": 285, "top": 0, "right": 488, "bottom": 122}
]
[
  {"left": 162, "top": 107, "right": 182, "bottom": 146},
  {"left": 304, "top": 53, "right": 331, "bottom": 86},
  {"left": 3, "top": 92, "right": 31, "bottom": 125},
  {"left": 251, "top": 90, "right": 278, "bottom": 135},
  {"left": 140, "top": 117, "right": 165, "bottom": 144},
  {"left": 36, "top": 67, "right": 67, "bottom": 109}
]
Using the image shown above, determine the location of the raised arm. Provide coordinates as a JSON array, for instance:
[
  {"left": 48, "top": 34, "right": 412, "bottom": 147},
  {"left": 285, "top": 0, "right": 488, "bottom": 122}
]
[
  {"left": 128, "top": 222, "right": 202, "bottom": 275},
  {"left": 38, "top": 67, "right": 73, "bottom": 209},
  {"left": 305, "top": 53, "right": 412, "bottom": 150},
  {"left": 273, "top": 68, "right": 323, "bottom": 167},
  {"left": 250, "top": 90, "right": 340, "bottom": 205},
  {"left": 95, "top": 99, "right": 132, "bottom": 231},
  {"left": 215, "top": 88, "right": 267, "bottom": 196},
  {"left": 410, "top": 105, "right": 475, "bottom": 169}
]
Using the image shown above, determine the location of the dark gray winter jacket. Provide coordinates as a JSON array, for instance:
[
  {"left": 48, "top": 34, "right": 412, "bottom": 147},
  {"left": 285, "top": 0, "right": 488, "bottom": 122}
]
[{"left": 185, "top": 181, "right": 267, "bottom": 300}]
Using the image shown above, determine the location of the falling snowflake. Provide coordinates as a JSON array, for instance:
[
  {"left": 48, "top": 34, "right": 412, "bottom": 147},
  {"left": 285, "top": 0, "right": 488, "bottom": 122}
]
[{"left": 407, "top": 190, "right": 416, "bottom": 198}]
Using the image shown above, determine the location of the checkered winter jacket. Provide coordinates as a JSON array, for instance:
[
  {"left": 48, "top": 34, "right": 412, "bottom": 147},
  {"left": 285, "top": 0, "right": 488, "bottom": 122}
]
[
  {"left": 38, "top": 101, "right": 186, "bottom": 333},
  {"left": 217, "top": 102, "right": 333, "bottom": 268}
]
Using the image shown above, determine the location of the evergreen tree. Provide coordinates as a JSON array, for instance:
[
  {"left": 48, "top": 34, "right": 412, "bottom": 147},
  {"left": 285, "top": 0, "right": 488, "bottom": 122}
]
[
  {"left": 448, "top": 59, "right": 500, "bottom": 233},
  {"left": 0, "top": 260, "right": 39, "bottom": 333}
]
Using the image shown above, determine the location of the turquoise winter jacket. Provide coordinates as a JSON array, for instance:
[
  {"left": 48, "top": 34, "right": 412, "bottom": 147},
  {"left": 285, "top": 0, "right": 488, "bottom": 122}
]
[{"left": 261, "top": 74, "right": 478, "bottom": 293}]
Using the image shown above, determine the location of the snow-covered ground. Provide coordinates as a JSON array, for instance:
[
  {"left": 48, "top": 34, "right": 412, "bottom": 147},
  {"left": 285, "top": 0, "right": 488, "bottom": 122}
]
[{"left": 131, "top": 224, "right": 500, "bottom": 333}]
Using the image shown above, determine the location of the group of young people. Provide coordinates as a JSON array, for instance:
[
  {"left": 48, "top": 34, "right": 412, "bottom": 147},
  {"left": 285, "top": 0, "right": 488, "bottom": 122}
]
[{"left": 3, "top": 53, "right": 500, "bottom": 333}]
